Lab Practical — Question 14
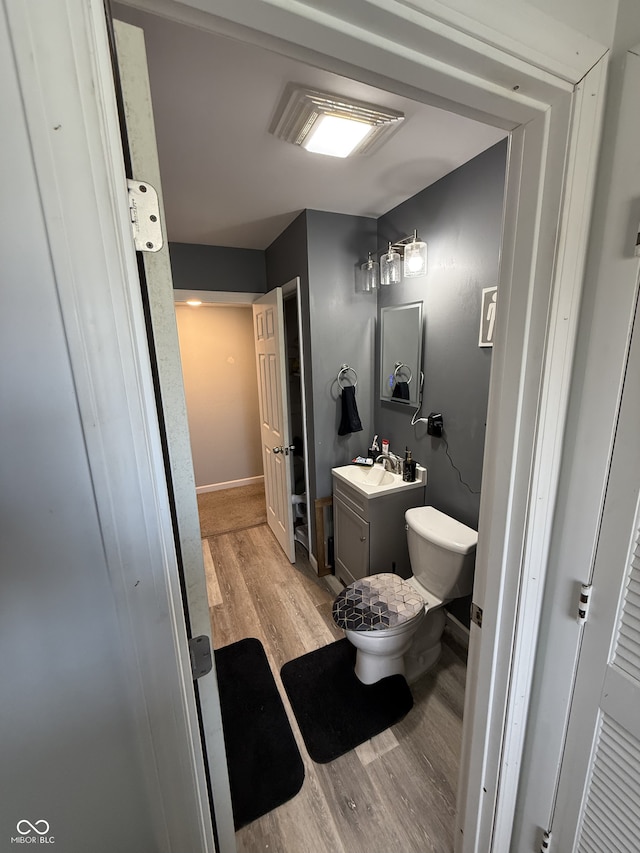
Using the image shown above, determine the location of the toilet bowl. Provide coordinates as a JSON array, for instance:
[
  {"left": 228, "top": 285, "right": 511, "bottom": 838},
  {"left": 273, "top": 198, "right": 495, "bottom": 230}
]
[{"left": 332, "top": 507, "right": 477, "bottom": 684}]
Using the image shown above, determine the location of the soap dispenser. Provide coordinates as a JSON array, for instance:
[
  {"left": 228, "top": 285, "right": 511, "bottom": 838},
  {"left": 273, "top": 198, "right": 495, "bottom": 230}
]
[{"left": 403, "top": 447, "right": 417, "bottom": 482}]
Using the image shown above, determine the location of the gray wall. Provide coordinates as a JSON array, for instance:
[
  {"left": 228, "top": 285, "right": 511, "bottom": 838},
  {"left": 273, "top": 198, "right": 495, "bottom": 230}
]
[
  {"left": 265, "top": 210, "right": 377, "bottom": 557},
  {"left": 376, "top": 141, "right": 507, "bottom": 623},
  {"left": 265, "top": 212, "right": 317, "bottom": 542},
  {"left": 306, "top": 210, "right": 378, "bottom": 499},
  {"left": 170, "top": 241, "right": 267, "bottom": 292}
]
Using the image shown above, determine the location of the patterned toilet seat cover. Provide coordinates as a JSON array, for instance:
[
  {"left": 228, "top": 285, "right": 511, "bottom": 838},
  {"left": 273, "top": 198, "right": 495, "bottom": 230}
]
[{"left": 332, "top": 573, "right": 425, "bottom": 632}]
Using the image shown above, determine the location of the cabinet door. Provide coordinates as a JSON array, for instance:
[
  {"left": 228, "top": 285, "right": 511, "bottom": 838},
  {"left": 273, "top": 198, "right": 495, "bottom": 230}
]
[{"left": 334, "top": 498, "right": 369, "bottom": 586}]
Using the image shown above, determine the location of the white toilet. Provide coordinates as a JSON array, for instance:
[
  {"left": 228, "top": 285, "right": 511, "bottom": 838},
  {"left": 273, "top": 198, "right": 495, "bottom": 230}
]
[{"left": 332, "top": 506, "right": 477, "bottom": 684}]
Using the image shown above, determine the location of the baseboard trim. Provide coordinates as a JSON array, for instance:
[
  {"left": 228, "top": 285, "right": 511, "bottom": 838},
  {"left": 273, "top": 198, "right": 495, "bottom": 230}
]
[
  {"left": 444, "top": 611, "right": 470, "bottom": 649},
  {"left": 196, "top": 475, "right": 264, "bottom": 494}
]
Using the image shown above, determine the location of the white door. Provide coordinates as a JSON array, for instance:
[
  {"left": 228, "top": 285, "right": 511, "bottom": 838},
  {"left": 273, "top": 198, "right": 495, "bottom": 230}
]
[
  {"left": 552, "top": 292, "right": 640, "bottom": 851},
  {"left": 113, "top": 20, "right": 236, "bottom": 853},
  {"left": 253, "top": 289, "right": 296, "bottom": 562}
]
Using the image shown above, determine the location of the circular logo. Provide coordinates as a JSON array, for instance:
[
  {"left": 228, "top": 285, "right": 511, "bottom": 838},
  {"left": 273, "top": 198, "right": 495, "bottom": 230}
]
[{"left": 16, "top": 820, "right": 50, "bottom": 836}]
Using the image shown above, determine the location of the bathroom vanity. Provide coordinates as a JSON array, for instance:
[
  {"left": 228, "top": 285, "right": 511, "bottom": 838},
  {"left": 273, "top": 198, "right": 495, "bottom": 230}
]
[{"left": 332, "top": 464, "right": 426, "bottom": 587}]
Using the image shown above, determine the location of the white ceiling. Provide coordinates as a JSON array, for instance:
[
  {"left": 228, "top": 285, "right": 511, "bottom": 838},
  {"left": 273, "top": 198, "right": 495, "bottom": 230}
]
[{"left": 113, "top": 5, "right": 507, "bottom": 250}]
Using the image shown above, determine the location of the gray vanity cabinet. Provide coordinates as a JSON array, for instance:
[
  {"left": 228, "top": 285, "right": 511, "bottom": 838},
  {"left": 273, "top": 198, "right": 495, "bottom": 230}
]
[{"left": 332, "top": 474, "right": 426, "bottom": 587}]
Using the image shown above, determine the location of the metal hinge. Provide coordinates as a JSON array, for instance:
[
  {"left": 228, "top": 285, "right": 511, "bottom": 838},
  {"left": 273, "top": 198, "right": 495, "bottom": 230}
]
[
  {"left": 470, "top": 602, "right": 483, "bottom": 628},
  {"left": 540, "top": 829, "right": 552, "bottom": 852},
  {"left": 127, "top": 178, "right": 163, "bottom": 252},
  {"left": 577, "top": 583, "right": 592, "bottom": 625},
  {"left": 189, "top": 635, "right": 213, "bottom": 680}
]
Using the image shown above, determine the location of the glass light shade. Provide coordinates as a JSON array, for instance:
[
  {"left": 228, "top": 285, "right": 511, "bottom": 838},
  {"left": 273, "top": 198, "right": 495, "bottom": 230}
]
[
  {"left": 403, "top": 237, "right": 427, "bottom": 277},
  {"left": 302, "top": 114, "right": 373, "bottom": 158},
  {"left": 361, "top": 253, "right": 379, "bottom": 292},
  {"left": 380, "top": 244, "right": 401, "bottom": 285}
]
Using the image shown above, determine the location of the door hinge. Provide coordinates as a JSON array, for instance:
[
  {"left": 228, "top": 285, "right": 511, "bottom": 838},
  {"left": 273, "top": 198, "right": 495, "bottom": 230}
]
[
  {"left": 470, "top": 602, "right": 483, "bottom": 628},
  {"left": 540, "top": 829, "right": 552, "bottom": 852},
  {"left": 189, "top": 634, "right": 213, "bottom": 680},
  {"left": 577, "top": 583, "right": 592, "bottom": 625},
  {"left": 127, "top": 178, "right": 163, "bottom": 252}
]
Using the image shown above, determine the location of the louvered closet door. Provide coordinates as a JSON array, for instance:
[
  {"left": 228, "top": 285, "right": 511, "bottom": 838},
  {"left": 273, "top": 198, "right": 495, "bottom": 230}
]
[{"left": 553, "top": 294, "right": 640, "bottom": 853}]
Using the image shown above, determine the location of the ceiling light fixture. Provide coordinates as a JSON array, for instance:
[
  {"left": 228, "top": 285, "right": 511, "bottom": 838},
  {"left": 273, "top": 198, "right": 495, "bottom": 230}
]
[
  {"left": 270, "top": 84, "right": 404, "bottom": 158},
  {"left": 186, "top": 299, "right": 202, "bottom": 307}
]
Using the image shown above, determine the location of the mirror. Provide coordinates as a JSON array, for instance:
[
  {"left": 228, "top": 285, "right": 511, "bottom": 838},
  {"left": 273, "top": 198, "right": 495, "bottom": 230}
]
[{"left": 380, "top": 302, "right": 423, "bottom": 406}]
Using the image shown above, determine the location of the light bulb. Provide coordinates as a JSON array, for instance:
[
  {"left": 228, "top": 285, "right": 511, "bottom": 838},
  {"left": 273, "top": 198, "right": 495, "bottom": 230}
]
[
  {"left": 380, "top": 243, "right": 401, "bottom": 285},
  {"left": 360, "top": 252, "right": 379, "bottom": 292},
  {"left": 403, "top": 236, "right": 427, "bottom": 278}
]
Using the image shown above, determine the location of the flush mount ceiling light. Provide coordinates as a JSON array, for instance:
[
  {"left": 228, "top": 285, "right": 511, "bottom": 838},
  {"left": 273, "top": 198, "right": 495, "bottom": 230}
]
[{"left": 270, "top": 84, "right": 404, "bottom": 158}]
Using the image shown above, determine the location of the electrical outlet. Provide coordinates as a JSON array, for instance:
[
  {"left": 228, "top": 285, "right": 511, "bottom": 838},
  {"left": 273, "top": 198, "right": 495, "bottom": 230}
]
[{"left": 427, "top": 412, "right": 443, "bottom": 436}]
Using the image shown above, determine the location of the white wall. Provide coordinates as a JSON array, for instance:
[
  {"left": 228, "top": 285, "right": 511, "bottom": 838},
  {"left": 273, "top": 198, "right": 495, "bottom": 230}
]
[{"left": 176, "top": 304, "right": 263, "bottom": 488}]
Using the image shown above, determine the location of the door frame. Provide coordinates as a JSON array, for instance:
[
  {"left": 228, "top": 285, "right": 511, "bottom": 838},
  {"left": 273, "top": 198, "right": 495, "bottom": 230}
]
[
  {"left": 6, "top": 0, "right": 608, "bottom": 850},
  {"left": 281, "top": 277, "right": 314, "bottom": 567}
]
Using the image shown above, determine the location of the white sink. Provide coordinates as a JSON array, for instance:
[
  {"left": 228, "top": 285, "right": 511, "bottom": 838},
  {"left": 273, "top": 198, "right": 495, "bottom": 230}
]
[{"left": 332, "top": 463, "right": 426, "bottom": 498}]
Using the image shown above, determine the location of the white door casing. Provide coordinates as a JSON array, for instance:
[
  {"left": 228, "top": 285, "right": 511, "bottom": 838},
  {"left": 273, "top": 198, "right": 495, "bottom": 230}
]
[
  {"left": 8, "top": 0, "right": 611, "bottom": 849},
  {"left": 253, "top": 289, "right": 296, "bottom": 562},
  {"left": 113, "top": 19, "right": 236, "bottom": 853},
  {"left": 552, "top": 288, "right": 640, "bottom": 851}
]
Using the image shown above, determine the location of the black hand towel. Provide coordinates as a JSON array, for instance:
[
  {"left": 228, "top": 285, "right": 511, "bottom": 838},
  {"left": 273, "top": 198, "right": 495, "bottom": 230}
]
[
  {"left": 338, "top": 385, "right": 362, "bottom": 436},
  {"left": 391, "top": 380, "right": 410, "bottom": 401}
]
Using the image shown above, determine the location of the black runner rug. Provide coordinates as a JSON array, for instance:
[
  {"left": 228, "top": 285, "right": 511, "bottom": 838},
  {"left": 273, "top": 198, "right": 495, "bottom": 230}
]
[{"left": 215, "top": 638, "right": 304, "bottom": 828}]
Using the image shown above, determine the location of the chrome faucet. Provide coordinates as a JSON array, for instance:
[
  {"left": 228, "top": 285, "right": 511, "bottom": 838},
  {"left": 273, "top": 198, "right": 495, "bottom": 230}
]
[{"left": 375, "top": 452, "right": 403, "bottom": 474}]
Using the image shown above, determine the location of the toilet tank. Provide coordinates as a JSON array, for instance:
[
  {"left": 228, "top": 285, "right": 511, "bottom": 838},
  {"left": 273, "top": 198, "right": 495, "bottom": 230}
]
[{"left": 405, "top": 506, "right": 477, "bottom": 601}]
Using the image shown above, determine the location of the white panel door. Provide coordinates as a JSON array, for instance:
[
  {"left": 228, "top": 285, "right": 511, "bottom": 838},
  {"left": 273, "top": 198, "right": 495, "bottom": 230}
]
[
  {"left": 253, "top": 289, "right": 295, "bottom": 562},
  {"left": 552, "top": 292, "right": 640, "bottom": 852}
]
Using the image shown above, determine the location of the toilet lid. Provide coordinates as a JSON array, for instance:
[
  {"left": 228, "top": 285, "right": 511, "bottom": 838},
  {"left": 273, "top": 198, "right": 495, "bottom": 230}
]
[{"left": 332, "top": 573, "right": 425, "bottom": 632}]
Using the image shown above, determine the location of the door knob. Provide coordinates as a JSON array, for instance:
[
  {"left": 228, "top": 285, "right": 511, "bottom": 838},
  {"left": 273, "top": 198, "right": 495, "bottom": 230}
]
[
  {"left": 273, "top": 446, "right": 282, "bottom": 454},
  {"left": 283, "top": 444, "right": 296, "bottom": 456}
]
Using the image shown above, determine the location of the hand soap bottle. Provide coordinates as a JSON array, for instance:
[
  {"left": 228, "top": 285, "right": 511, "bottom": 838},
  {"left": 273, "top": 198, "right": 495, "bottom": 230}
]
[{"left": 403, "top": 447, "right": 417, "bottom": 482}]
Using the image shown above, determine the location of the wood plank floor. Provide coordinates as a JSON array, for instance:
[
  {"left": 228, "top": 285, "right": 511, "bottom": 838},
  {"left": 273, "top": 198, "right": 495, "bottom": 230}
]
[{"left": 203, "top": 524, "right": 467, "bottom": 853}]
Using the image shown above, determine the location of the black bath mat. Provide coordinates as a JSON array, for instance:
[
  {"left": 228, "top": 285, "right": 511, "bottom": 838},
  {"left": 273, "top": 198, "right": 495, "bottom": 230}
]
[
  {"left": 215, "top": 638, "right": 305, "bottom": 829},
  {"left": 280, "top": 638, "right": 413, "bottom": 764}
]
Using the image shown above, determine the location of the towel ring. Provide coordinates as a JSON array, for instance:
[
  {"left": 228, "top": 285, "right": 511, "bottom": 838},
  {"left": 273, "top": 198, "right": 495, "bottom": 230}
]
[
  {"left": 337, "top": 364, "right": 358, "bottom": 389},
  {"left": 393, "top": 362, "right": 413, "bottom": 385}
]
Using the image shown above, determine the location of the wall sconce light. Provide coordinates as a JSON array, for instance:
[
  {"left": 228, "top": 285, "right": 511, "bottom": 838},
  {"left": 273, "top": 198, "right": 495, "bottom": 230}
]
[
  {"left": 361, "top": 252, "right": 379, "bottom": 292},
  {"left": 380, "top": 243, "right": 401, "bottom": 285},
  {"left": 380, "top": 231, "right": 428, "bottom": 282},
  {"left": 403, "top": 232, "right": 428, "bottom": 277}
]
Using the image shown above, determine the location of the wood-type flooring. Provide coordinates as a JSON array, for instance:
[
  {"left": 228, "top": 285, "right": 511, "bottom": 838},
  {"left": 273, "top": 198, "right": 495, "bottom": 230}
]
[{"left": 203, "top": 523, "right": 467, "bottom": 853}]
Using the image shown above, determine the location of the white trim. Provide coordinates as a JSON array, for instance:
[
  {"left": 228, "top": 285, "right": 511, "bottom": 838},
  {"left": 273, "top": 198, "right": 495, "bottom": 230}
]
[
  {"left": 445, "top": 612, "right": 470, "bottom": 649},
  {"left": 196, "top": 475, "right": 264, "bottom": 494},
  {"left": 489, "top": 58, "right": 609, "bottom": 847},
  {"left": 513, "top": 47, "right": 640, "bottom": 846},
  {"left": 174, "top": 288, "right": 260, "bottom": 305},
  {"left": 121, "top": 0, "right": 564, "bottom": 127}
]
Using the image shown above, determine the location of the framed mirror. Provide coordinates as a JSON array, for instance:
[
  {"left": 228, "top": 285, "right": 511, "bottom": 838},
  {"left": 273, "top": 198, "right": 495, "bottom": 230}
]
[{"left": 380, "top": 301, "right": 423, "bottom": 406}]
